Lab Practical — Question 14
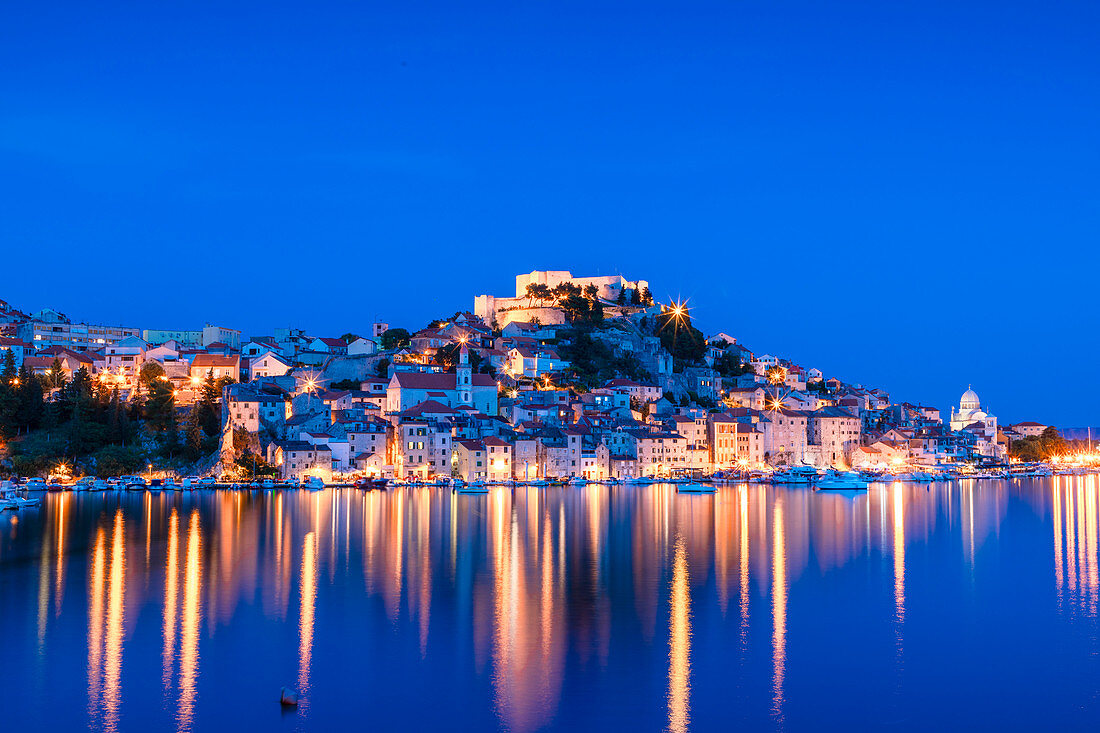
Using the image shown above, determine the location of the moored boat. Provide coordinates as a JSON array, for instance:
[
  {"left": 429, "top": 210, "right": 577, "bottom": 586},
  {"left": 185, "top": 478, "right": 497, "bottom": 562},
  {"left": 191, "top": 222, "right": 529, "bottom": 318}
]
[
  {"left": 677, "top": 482, "right": 716, "bottom": 493},
  {"left": 815, "top": 471, "right": 868, "bottom": 490}
]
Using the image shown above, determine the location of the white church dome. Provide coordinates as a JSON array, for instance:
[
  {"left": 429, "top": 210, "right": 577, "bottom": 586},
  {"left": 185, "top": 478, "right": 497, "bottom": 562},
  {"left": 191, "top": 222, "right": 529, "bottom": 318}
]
[{"left": 960, "top": 388, "right": 980, "bottom": 411}]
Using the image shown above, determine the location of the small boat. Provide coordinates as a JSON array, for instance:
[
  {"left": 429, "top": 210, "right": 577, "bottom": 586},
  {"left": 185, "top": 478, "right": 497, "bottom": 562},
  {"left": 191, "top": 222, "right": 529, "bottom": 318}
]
[
  {"left": 123, "top": 476, "right": 148, "bottom": 491},
  {"left": 815, "top": 471, "right": 869, "bottom": 490},
  {"left": 456, "top": 480, "right": 489, "bottom": 494},
  {"left": 771, "top": 469, "right": 816, "bottom": 484},
  {"left": 303, "top": 476, "right": 325, "bottom": 491},
  {"left": 1, "top": 490, "right": 41, "bottom": 509},
  {"left": 677, "top": 482, "right": 716, "bottom": 493}
]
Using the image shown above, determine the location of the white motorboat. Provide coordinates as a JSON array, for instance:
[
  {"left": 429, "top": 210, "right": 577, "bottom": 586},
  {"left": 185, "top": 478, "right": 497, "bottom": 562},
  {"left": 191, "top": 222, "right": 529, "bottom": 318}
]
[
  {"left": 456, "top": 480, "right": 489, "bottom": 494},
  {"left": 123, "top": 476, "right": 147, "bottom": 491},
  {"left": 1, "top": 490, "right": 41, "bottom": 509},
  {"left": 815, "top": 471, "right": 868, "bottom": 490},
  {"left": 771, "top": 467, "right": 818, "bottom": 484}
]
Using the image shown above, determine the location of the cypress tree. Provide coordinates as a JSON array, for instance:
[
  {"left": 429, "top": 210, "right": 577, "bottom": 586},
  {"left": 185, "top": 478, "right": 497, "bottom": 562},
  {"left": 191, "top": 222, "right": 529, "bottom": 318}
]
[{"left": 46, "top": 358, "right": 67, "bottom": 389}]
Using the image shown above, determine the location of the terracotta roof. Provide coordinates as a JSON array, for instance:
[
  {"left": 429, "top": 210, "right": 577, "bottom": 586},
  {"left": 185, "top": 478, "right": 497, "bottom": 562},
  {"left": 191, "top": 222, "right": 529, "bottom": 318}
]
[
  {"left": 399, "top": 400, "right": 459, "bottom": 417},
  {"left": 192, "top": 354, "right": 239, "bottom": 368}
]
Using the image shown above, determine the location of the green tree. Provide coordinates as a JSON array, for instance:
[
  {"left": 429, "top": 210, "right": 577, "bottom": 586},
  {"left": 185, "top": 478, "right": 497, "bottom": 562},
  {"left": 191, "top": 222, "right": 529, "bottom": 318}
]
[
  {"left": 0, "top": 349, "right": 17, "bottom": 437},
  {"left": 138, "top": 361, "right": 166, "bottom": 391},
  {"left": 380, "top": 328, "right": 411, "bottom": 351},
  {"left": 654, "top": 310, "right": 706, "bottom": 372},
  {"left": 183, "top": 405, "right": 206, "bottom": 459},
  {"left": 15, "top": 364, "right": 44, "bottom": 433},
  {"left": 525, "top": 283, "right": 553, "bottom": 305},
  {"left": 198, "top": 369, "right": 221, "bottom": 438},
  {"left": 640, "top": 287, "right": 654, "bottom": 306},
  {"left": 435, "top": 342, "right": 485, "bottom": 371},
  {"left": 46, "top": 358, "right": 67, "bottom": 389},
  {"left": 145, "top": 379, "right": 177, "bottom": 436},
  {"left": 339, "top": 333, "right": 362, "bottom": 344},
  {"left": 0, "top": 349, "right": 15, "bottom": 383},
  {"left": 1040, "top": 426, "right": 1067, "bottom": 457},
  {"left": 714, "top": 351, "right": 749, "bottom": 379},
  {"left": 94, "top": 444, "right": 145, "bottom": 478}
]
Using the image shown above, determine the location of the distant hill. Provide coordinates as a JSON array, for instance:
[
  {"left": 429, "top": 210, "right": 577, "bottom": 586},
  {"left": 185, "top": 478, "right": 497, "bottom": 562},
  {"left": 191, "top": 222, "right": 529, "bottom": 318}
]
[{"left": 1061, "top": 427, "right": 1100, "bottom": 441}]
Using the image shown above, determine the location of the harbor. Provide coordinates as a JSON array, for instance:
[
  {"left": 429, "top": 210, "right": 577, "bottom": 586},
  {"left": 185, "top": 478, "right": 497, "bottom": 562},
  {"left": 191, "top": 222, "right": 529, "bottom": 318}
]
[{"left": 4, "top": 476, "right": 1100, "bottom": 730}]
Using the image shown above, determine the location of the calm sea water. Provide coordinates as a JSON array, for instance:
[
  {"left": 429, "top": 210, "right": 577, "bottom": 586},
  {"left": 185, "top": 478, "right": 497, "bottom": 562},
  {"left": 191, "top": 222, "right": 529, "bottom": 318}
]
[{"left": 2, "top": 479, "right": 1099, "bottom": 732}]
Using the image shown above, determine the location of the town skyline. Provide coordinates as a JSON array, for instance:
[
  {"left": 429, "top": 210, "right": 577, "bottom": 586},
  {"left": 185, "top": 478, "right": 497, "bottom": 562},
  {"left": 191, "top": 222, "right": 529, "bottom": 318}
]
[{"left": 0, "top": 266, "right": 1082, "bottom": 429}]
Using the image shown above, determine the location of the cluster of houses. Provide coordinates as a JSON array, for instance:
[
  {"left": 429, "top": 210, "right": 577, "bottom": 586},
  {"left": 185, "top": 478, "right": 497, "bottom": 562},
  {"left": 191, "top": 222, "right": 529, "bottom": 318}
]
[{"left": 0, "top": 278, "right": 1046, "bottom": 482}]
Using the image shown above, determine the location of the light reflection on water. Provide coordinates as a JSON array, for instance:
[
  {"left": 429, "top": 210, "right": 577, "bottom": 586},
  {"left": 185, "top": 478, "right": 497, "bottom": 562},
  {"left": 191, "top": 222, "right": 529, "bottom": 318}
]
[{"left": 3, "top": 478, "right": 1100, "bottom": 731}]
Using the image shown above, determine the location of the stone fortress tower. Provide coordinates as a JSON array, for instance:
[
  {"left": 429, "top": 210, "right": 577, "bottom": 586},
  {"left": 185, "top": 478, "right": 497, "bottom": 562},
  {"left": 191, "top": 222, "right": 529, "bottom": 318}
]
[{"left": 475, "top": 270, "right": 650, "bottom": 327}]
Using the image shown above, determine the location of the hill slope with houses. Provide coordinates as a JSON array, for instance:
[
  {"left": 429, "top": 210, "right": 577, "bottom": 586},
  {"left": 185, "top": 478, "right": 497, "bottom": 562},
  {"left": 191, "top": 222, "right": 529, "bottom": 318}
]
[{"left": 0, "top": 272, "right": 1055, "bottom": 479}]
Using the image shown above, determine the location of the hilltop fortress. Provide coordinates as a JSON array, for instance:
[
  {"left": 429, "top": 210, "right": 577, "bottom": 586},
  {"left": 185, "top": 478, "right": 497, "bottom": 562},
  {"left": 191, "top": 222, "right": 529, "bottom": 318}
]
[{"left": 474, "top": 270, "right": 650, "bottom": 327}]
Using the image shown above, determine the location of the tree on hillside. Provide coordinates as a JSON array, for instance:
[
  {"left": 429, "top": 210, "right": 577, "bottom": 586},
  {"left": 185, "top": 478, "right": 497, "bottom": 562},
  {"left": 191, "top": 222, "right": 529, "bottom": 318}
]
[
  {"left": 435, "top": 342, "right": 490, "bottom": 373},
  {"left": 183, "top": 406, "right": 206, "bottom": 460},
  {"left": 525, "top": 283, "right": 553, "bottom": 306},
  {"left": 0, "top": 349, "right": 15, "bottom": 383},
  {"left": 654, "top": 309, "right": 706, "bottom": 372},
  {"left": 46, "top": 358, "right": 67, "bottom": 389},
  {"left": 138, "top": 361, "right": 166, "bottom": 391},
  {"left": 145, "top": 378, "right": 177, "bottom": 437},
  {"left": 14, "top": 364, "right": 43, "bottom": 434},
  {"left": 380, "top": 328, "right": 411, "bottom": 351},
  {"left": 1040, "top": 426, "right": 1066, "bottom": 456},
  {"left": 198, "top": 370, "right": 222, "bottom": 438},
  {"left": 0, "top": 350, "right": 18, "bottom": 437},
  {"left": 714, "top": 351, "right": 749, "bottom": 379},
  {"left": 340, "top": 333, "right": 362, "bottom": 344}
]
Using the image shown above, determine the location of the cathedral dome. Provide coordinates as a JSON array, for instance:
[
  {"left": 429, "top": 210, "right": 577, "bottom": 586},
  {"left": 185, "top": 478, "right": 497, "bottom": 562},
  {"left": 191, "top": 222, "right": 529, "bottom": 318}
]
[{"left": 960, "top": 388, "right": 980, "bottom": 411}]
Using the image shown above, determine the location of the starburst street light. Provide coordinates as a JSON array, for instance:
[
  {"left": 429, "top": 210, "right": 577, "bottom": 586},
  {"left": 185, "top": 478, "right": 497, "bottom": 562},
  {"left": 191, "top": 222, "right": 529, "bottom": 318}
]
[{"left": 663, "top": 298, "right": 690, "bottom": 327}]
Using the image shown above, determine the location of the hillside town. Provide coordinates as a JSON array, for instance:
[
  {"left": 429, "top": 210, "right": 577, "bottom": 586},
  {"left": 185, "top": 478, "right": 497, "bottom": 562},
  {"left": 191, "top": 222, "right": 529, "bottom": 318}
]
[{"left": 0, "top": 271, "right": 1060, "bottom": 482}]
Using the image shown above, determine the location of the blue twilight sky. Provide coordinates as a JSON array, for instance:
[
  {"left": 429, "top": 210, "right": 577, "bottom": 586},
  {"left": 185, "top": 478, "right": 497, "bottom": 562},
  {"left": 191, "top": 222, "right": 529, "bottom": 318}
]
[{"left": 1, "top": 1, "right": 1097, "bottom": 425}]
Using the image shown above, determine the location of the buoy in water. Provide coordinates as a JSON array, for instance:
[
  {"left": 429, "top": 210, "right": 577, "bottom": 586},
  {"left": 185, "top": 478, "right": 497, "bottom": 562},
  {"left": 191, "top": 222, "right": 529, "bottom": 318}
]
[{"left": 280, "top": 687, "right": 298, "bottom": 706}]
